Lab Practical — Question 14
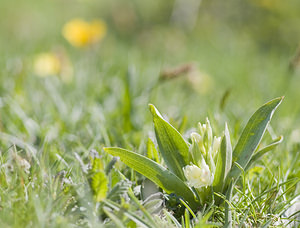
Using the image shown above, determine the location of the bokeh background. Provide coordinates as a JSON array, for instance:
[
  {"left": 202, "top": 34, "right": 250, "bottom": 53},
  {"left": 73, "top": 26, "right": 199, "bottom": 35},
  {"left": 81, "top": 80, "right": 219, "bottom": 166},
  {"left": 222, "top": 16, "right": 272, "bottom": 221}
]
[{"left": 1, "top": 0, "right": 300, "bottom": 147}]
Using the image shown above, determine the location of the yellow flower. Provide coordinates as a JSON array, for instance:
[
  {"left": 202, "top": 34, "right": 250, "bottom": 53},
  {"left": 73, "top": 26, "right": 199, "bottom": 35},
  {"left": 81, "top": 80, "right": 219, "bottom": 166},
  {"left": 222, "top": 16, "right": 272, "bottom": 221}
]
[
  {"left": 62, "top": 18, "right": 107, "bottom": 47},
  {"left": 251, "top": 0, "right": 280, "bottom": 10},
  {"left": 33, "top": 51, "right": 73, "bottom": 83},
  {"left": 33, "top": 53, "right": 60, "bottom": 77}
]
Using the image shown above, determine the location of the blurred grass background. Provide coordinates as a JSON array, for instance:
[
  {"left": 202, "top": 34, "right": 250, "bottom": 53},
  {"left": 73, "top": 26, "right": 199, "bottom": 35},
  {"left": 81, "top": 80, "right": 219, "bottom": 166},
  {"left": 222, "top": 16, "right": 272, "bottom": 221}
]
[
  {"left": 1, "top": 0, "right": 300, "bottom": 158},
  {"left": 1, "top": 0, "right": 300, "bottom": 118}
]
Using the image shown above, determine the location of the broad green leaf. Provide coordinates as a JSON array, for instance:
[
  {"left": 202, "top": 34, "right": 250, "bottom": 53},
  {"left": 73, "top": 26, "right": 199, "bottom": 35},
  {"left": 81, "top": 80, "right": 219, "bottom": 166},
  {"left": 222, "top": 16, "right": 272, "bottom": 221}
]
[
  {"left": 245, "top": 135, "right": 283, "bottom": 171},
  {"left": 90, "top": 170, "right": 108, "bottom": 202},
  {"left": 226, "top": 97, "right": 283, "bottom": 183},
  {"left": 149, "top": 104, "right": 189, "bottom": 180},
  {"left": 103, "top": 147, "right": 198, "bottom": 209},
  {"left": 213, "top": 123, "right": 232, "bottom": 192}
]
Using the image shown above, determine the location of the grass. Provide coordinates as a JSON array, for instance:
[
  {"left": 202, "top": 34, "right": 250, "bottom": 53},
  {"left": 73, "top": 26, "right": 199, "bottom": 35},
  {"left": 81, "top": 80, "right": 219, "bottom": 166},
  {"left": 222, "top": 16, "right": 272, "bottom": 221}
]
[{"left": 0, "top": 0, "right": 300, "bottom": 227}]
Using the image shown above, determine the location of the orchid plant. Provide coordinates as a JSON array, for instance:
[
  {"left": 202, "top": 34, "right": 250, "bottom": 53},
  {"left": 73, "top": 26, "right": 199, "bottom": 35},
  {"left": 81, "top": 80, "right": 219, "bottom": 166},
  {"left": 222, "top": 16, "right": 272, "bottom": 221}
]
[{"left": 104, "top": 97, "right": 283, "bottom": 212}]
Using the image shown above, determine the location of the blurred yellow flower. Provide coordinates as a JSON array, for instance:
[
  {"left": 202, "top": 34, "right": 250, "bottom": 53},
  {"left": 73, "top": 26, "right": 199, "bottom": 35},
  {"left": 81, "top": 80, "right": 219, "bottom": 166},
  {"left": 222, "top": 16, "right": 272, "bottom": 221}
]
[
  {"left": 33, "top": 53, "right": 60, "bottom": 77},
  {"left": 33, "top": 51, "right": 73, "bottom": 83},
  {"left": 62, "top": 18, "right": 107, "bottom": 47},
  {"left": 251, "top": 0, "right": 280, "bottom": 10}
]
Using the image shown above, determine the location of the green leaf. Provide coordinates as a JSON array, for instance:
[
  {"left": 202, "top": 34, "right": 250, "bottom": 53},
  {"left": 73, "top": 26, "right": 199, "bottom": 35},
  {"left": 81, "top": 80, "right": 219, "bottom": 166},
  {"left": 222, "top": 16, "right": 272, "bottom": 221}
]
[
  {"left": 122, "top": 67, "right": 134, "bottom": 132},
  {"left": 224, "top": 180, "right": 234, "bottom": 228},
  {"left": 226, "top": 97, "right": 283, "bottom": 184},
  {"left": 91, "top": 156, "right": 103, "bottom": 173},
  {"left": 89, "top": 152, "right": 108, "bottom": 201},
  {"left": 103, "top": 206, "right": 126, "bottom": 228},
  {"left": 103, "top": 199, "right": 154, "bottom": 228},
  {"left": 184, "top": 208, "right": 191, "bottom": 228},
  {"left": 127, "top": 189, "right": 159, "bottom": 227},
  {"left": 213, "top": 123, "right": 232, "bottom": 192},
  {"left": 149, "top": 104, "right": 189, "bottom": 180},
  {"left": 245, "top": 135, "right": 283, "bottom": 171},
  {"left": 107, "top": 179, "right": 132, "bottom": 202},
  {"left": 147, "top": 138, "right": 159, "bottom": 163},
  {"left": 90, "top": 170, "right": 108, "bottom": 202},
  {"left": 163, "top": 209, "right": 181, "bottom": 228},
  {"left": 103, "top": 147, "right": 198, "bottom": 209}
]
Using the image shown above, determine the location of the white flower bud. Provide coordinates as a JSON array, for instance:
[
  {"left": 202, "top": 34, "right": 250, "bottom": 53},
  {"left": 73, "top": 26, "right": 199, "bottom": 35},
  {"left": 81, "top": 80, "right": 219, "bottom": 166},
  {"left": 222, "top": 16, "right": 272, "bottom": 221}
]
[
  {"left": 198, "top": 122, "right": 206, "bottom": 136},
  {"left": 190, "top": 132, "right": 206, "bottom": 156},
  {"left": 212, "top": 136, "right": 221, "bottom": 157},
  {"left": 191, "top": 132, "right": 202, "bottom": 142},
  {"left": 183, "top": 160, "right": 214, "bottom": 189},
  {"left": 205, "top": 118, "right": 213, "bottom": 148}
]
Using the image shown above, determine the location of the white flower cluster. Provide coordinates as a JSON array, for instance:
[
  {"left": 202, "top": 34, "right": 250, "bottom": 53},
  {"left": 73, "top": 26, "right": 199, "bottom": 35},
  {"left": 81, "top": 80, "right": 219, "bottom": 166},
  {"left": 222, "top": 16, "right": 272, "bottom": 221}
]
[
  {"left": 183, "top": 161, "right": 214, "bottom": 189},
  {"left": 183, "top": 118, "right": 221, "bottom": 189}
]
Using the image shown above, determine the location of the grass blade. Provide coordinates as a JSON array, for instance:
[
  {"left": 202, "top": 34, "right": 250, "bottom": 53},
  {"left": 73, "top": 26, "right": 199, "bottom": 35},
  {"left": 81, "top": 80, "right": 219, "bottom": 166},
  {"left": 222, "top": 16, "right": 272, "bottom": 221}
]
[
  {"left": 103, "top": 199, "right": 153, "bottom": 228},
  {"left": 103, "top": 206, "right": 126, "bottom": 228},
  {"left": 163, "top": 209, "right": 182, "bottom": 228}
]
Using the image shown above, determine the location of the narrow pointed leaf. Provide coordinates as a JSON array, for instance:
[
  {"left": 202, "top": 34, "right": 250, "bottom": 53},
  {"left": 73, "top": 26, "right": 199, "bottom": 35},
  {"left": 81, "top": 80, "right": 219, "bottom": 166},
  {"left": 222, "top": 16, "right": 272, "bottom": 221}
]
[
  {"left": 213, "top": 123, "right": 232, "bottom": 192},
  {"left": 184, "top": 208, "right": 191, "bottom": 228},
  {"left": 245, "top": 135, "right": 283, "bottom": 171},
  {"left": 103, "top": 147, "right": 198, "bottom": 209},
  {"left": 224, "top": 180, "right": 234, "bottom": 228},
  {"left": 147, "top": 138, "right": 159, "bottom": 163},
  {"left": 149, "top": 104, "right": 189, "bottom": 180},
  {"left": 226, "top": 97, "right": 283, "bottom": 183}
]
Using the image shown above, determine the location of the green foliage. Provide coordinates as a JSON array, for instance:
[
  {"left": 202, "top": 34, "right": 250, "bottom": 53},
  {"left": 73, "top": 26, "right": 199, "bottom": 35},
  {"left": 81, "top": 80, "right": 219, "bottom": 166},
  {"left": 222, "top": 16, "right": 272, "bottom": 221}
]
[
  {"left": 90, "top": 171, "right": 108, "bottom": 202},
  {"left": 213, "top": 123, "right": 232, "bottom": 193},
  {"left": 103, "top": 147, "right": 198, "bottom": 209},
  {"left": 226, "top": 97, "right": 283, "bottom": 185},
  {"left": 104, "top": 98, "right": 284, "bottom": 223},
  {"left": 89, "top": 152, "right": 108, "bottom": 202}
]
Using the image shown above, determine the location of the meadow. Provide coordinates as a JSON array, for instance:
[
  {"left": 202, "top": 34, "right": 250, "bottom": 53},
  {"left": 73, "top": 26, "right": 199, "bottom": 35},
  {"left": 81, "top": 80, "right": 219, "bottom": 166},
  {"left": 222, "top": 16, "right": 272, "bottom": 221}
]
[{"left": 0, "top": 0, "right": 299, "bottom": 227}]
